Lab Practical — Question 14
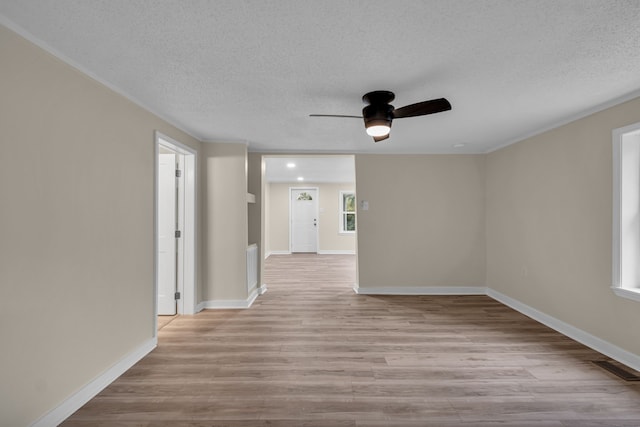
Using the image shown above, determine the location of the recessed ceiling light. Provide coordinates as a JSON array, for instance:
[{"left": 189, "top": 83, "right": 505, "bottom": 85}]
[
  {"left": 297, "top": 177, "right": 304, "bottom": 181},
  {"left": 286, "top": 163, "right": 296, "bottom": 168},
  {"left": 453, "top": 143, "right": 466, "bottom": 148}
]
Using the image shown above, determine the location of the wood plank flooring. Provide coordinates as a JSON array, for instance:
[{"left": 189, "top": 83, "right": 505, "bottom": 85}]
[
  {"left": 157, "top": 315, "right": 177, "bottom": 331},
  {"left": 62, "top": 254, "right": 640, "bottom": 426}
]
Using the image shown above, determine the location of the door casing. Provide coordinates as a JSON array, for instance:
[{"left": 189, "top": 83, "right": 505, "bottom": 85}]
[
  {"left": 154, "top": 132, "right": 197, "bottom": 334},
  {"left": 289, "top": 187, "right": 319, "bottom": 253},
  {"left": 157, "top": 151, "right": 177, "bottom": 315}
]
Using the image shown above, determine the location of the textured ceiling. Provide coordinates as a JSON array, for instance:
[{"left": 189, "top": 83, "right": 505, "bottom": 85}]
[
  {"left": 264, "top": 156, "right": 355, "bottom": 183},
  {"left": 2, "top": 1, "right": 640, "bottom": 154}
]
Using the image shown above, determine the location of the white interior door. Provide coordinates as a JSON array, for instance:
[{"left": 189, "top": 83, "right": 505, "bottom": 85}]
[
  {"left": 158, "top": 153, "right": 177, "bottom": 315},
  {"left": 291, "top": 188, "right": 318, "bottom": 253}
]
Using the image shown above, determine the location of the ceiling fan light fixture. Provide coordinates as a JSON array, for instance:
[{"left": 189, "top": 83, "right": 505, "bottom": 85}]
[
  {"left": 310, "top": 90, "right": 451, "bottom": 144},
  {"left": 366, "top": 124, "right": 391, "bottom": 137},
  {"left": 363, "top": 102, "right": 393, "bottom": 138}
]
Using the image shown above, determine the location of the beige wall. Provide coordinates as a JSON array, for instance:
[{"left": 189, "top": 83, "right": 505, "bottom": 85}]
[
  {"left": 355, "top": 154, "right": 486, "bottom": 288},
  {"left": 267, "top": 182, "right": 290, "bottom": 253},
  {"left": 247, "top": 153, "right": 262, "bottom": 247},
  {"left": 247, "top": 153, "right": 264, "bottom": 287},
  {"left": 486, "top": 96, "right": 640, "bottom": 357},
  {"left": 201, "top": 143, "right": 249, "bottom": 300},
  {"left": 0, "top": 25, "right": 201, "bottom": 426},
  {"left": 267, "top": 182, "right": 357, "bottom": 254},
  {"left": 264, "top": 177, "right": 271, "bottom": 258}
]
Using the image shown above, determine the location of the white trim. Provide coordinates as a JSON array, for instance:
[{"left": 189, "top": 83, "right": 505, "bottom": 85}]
[
  {"left": 487, "top": 288, "right": 640, "bottom": 373},
  {"left": 339, "top": 190, "right": 356, "bottom": 234},
  {"left": 352, "top": 284, "right": 640, "bottom": 372},
  {"left": 317, "top": 250, "right": 356, "bottom": 255},
  {"left": 354, "top": 285, "right": 486, "bottom": 295},
  {"left": 485, "top": 88, "right": 640, "bottom": 154},
  {"left": 265, "top": 250, "right": 291, "bottom": 259},
  {"left": 182, "top": 152, "right": 197, "bottom": 314},
  {"left": 201, "top": 138, "right": 249, "bottom": 146},
  {"left": 258, "top": 284, "right": 268, "bottom": 295},
  {"left": 612, "top": 125, "right": 622, "bottom": 290},
  {"left": 197, "top": 289, "right": 259, "bottom": 310},
  {"left": 28, "top": 281, "right": 640, "bottom": 427},
  {"left": 611, "top": 121, "right": 640, "bottom": 302},
  {"left": 31, "top": 338, "right": 157, "bottom": 427},
  {"left": 154, "top": 132, "right": 198, "bottom": 325},
  {"left": 176, "top": 153, "right": 186, "bottom": 315},
  {"left": 289, "top": 187, "right": 320, "bottom": 253},
  {"left": 153, "top": 141, "right": 160, "bottom": 332},
  {"left": 611, "top": 286, "right": 640, "bottom": 303},
  {"left": 0, "top": 16, "right": 203, "bottom": 143}
]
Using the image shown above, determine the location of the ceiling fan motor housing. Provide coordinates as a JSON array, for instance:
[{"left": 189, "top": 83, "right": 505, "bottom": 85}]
[
  {"left": 363, "top": 103, "right": 393, "bottom": 130},
  {"left": 362, "top": 90, "right": 395, "bottom": 105},
  {"left": 363, "top": 90, "right": 395, "bottom": 129},
  {"left": 362, "top": 90, "right": 395, "bottom": 131}
]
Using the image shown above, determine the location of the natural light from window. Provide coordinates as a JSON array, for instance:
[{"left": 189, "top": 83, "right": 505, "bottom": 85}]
[
  {"left": 612, "top": 121, "right": 640, "bottom": 302},
  {"left": 340, "top": 191, "right": 356, "bottom": 233}
]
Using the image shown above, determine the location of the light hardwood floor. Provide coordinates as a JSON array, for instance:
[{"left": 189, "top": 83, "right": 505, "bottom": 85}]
[
  {"left": 157, "top": 314, "right": 177, "bottom": 331},
  {"left": 63, "top": 254, "right": 640, "bottom": 426}
]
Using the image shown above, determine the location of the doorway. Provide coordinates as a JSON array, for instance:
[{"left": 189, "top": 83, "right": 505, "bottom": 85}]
[
  {"left": 261, "top": 155, "right": 357, "bottom": 295},
  {"left": 154, "top": 132, "right": 197, "bottom": 334},
  {"left": 290, "top": 188, "right": 319, "bottom": 253}
]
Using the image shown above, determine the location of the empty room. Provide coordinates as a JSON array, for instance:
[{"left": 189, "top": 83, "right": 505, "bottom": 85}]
[{"left": 2, "top": 1, "right": 640, "bottom": 426}]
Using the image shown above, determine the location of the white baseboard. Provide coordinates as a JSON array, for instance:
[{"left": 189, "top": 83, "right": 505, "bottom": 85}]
[
  {"left": 197, "top": 288, "right": 259, "bottom": 310},
  {"left": 266, "top": 250, "right": 355, "bottom": 258},
  {"left": 317, "top": 250, "right": 356, "bottom": 255},
  {"left": 354, "top": 285, "right": 486, "bottom": 295},
  {"left": 258, "top": 284, "right": 268, "bottom": 295},
  {"left": 247, "top": 288, "right": 258, "bottom": 306},
  {"left": 353, "top": 284, "right": 640, "bottom": 372},
  {"left": 265, "top": 251, "right": 290, "bottom": 259},
  {"left": 32, "top": 337, "right": 157, "bottom": 427},
  {"left": 34, "top": 285, "right": 640, "bottom": 427},
  {"left": 487, "top": 288, "right": 640, "bottom": 373}
]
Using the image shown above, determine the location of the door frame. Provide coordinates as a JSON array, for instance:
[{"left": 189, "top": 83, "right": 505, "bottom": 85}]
[
  {"left": 289, "top": 187, "right": 319, "bottom": 253},
  {"left": 157, "top": 151, "right": 178, "bottom": 315},
  {"left": 154, "top": 131, "right": 197, "bottom": 334}
]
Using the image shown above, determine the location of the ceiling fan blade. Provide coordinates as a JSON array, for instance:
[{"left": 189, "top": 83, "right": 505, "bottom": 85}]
[
  {"left": 373, "top": 134, "right": 389, "bottom": 143},
  {"left": 309, "top": 114, "right": 363, "bottom": 119},
  {"left": 393, "top": 98, "right": 451, "bottom": 119}
]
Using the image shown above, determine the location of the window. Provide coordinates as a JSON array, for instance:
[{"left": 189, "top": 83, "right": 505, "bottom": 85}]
[
  {"left": 340, "top": 191, "right": 356, "bottom": 233},
  {"left": 612, "top": 121, "right": 640, "bottom": 302}
]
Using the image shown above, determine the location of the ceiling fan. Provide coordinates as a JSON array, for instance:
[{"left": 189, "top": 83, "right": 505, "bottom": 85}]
[{"left": 310, "top": 90, "right": 452, "bottom": 142}]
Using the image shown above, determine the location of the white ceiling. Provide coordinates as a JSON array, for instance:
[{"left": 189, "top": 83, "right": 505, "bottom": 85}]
[
  {"left": 264, "top": 156, "right": 355, "bottom": 183},
  {"left": 2, "top": 1, "right": 640, "bottom": 154}
]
